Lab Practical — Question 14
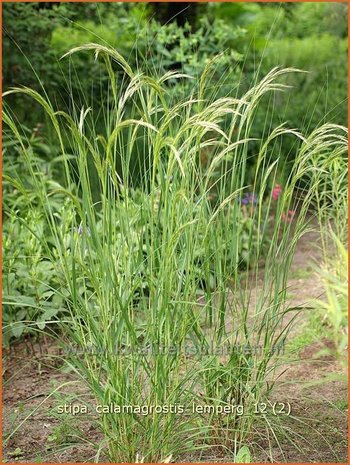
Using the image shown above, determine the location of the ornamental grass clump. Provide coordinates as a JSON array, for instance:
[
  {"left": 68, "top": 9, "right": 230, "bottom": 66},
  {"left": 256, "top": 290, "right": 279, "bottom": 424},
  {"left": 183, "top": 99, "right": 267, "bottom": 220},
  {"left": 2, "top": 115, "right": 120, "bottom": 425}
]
[{"left": 3, "top": 43, "right": 347, "bottom": 462}]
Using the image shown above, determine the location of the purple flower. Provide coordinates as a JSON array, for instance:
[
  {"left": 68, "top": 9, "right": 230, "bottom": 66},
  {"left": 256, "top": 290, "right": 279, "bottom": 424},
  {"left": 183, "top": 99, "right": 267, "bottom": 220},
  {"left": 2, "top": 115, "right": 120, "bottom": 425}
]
[{"left": 240, "top": 192, "right": 258, "bottom": 205}]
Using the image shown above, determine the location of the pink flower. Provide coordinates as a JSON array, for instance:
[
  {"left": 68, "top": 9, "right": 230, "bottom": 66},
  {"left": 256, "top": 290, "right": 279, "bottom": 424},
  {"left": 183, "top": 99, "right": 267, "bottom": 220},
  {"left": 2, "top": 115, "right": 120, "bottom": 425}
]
[
  {"left": 282, "top": 210, "right": 295, "bottom": 223},
  {"left": 272, "top": 184, "right": 282, "bottom": 201}
]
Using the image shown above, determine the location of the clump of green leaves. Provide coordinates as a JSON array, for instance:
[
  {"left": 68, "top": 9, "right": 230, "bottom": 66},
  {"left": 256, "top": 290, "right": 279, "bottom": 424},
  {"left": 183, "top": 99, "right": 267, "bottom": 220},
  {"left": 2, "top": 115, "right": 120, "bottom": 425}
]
[{"left": 316, "top": 235, "right": 348, "bottom": 361}]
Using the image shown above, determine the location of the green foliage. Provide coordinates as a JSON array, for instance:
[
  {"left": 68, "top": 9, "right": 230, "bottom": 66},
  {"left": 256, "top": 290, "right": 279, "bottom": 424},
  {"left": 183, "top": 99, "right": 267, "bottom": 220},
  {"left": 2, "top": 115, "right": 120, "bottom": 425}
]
[
  {"left": 3, "top": 2, "right": 135, "bottom": 122},
  {"left": 2, "top": 3, "right": 348, "bottom": 460},
  {"left": 4, "top": 40, "right": 347, "bottom": 459},
  {"left": 235, "top": 445, "right": 251, "bottom": 463},
  {"left": 2, "top": 128, "right": 69, "bottom": 346},
  {"left": 3, "top": 3, "right": 65, "bottom": 123},
  {"left": 317, "top": 236, "right": 348, "bottom": 362},
  {"left": 3, "top": 2, "right": 347, "bottom": 161},
  {"left": 2, "top": 143, "right": 268, "bottom": 346},
  {"left": 47, "top": 420, "right": 81, "bottom": 446},
  {"left": 50, "top": 15, "right": 245, "bottom": 109},
  {"left": 249, "top": 2, "right": 347, "bottom": 39},
  {"left": 2, "top": 209, "right": 64, "bottom": 345},
  {"left": 3, "top": 3, "right": 62, "bottom": 89},
  {"left": 261, "top": 34, "right": 347, "bottom": 130}
]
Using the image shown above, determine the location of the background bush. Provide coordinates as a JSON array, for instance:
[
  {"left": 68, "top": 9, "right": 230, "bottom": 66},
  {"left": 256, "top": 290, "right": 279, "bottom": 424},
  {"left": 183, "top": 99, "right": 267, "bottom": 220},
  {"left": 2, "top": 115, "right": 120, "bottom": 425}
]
[{"left": 4, "top": 2, "right": 347, "bottom": 131}]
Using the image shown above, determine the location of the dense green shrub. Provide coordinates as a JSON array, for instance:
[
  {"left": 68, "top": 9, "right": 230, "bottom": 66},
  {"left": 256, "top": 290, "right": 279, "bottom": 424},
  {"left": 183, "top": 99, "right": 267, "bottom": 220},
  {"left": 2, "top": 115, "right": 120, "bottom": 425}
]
[
  {"left": 3, "top": 3, "right": 65, "bottom": 123},
  {"left": 50, "top": 16, "right": 245, "bottom": 108},
  {"left": 260, "top": 34, "right": 347, "bottom": 130},
  {"left": 2, "top": 209, "right": 65, "bottom": 346},
  {"left": 2, "top": 128, "right": 68, "bottom": 346}
]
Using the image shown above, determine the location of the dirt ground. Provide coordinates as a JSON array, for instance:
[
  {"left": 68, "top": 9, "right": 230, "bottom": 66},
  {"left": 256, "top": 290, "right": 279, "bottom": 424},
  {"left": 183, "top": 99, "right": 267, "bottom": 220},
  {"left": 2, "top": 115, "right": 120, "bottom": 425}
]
[{"left": 2, "top": 228, "right": 348, "bottom": 463}]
